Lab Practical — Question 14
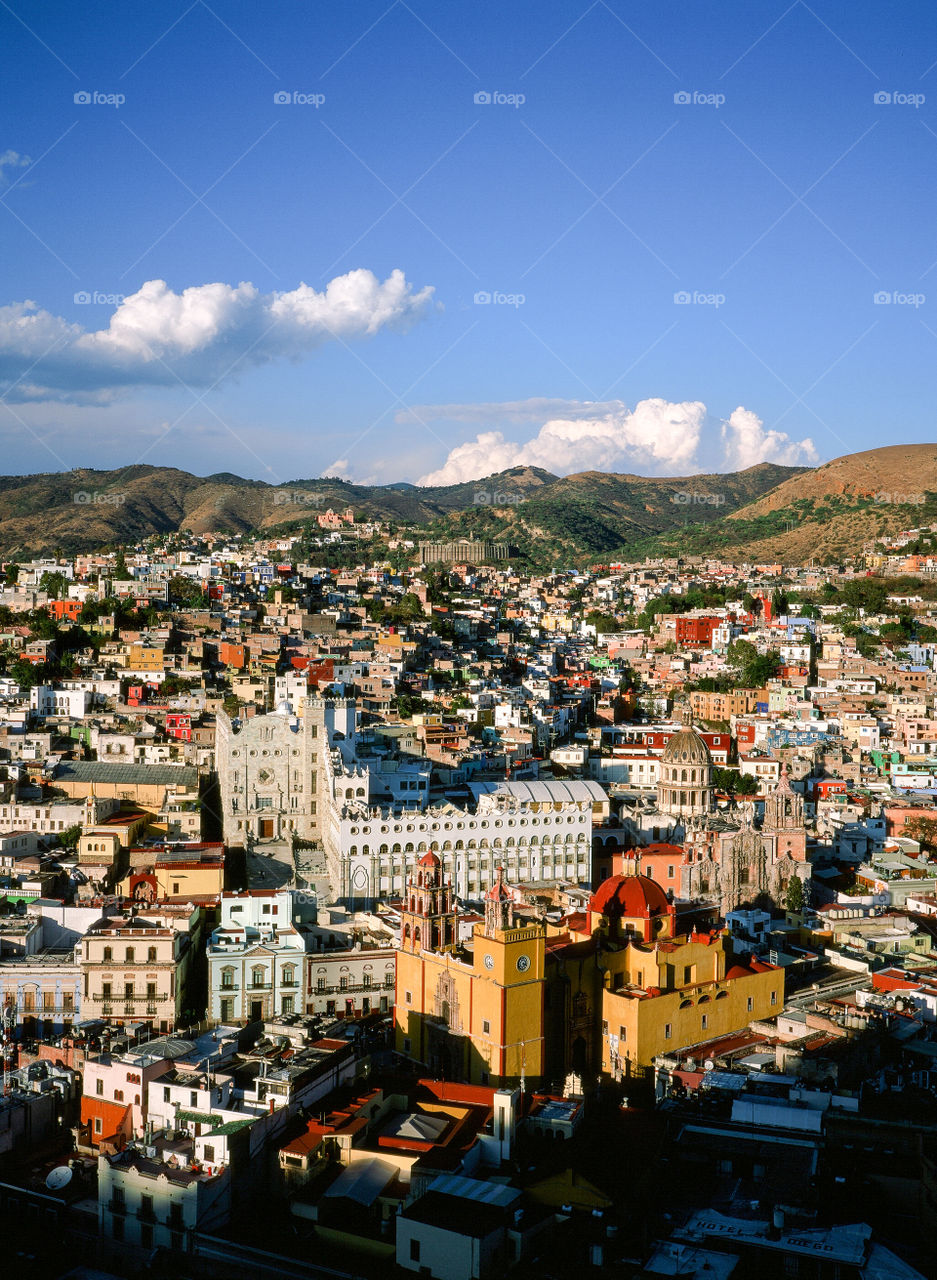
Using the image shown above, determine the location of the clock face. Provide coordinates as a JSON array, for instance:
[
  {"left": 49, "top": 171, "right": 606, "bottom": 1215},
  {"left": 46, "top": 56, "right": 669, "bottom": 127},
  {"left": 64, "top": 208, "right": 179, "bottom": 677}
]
[
  {"left": 516, "top": 954, "right": 531, "bottom": 972},
  {"left": 483, "top": 954, "right": 494, "bottom": 970}
]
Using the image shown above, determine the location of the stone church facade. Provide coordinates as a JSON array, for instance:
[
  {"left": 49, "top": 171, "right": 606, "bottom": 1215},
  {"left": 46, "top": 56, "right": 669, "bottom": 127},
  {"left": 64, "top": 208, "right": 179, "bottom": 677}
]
[{"left": 622, "top": 726, "right": 811, "bottom": 915}]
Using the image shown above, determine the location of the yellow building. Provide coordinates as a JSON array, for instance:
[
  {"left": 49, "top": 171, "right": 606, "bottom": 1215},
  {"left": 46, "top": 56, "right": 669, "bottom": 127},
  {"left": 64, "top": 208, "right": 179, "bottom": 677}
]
[
  {"left": 396, "top": 860, "right": 783, "bottom": 1088},
  {"left": 567, "top": 874, "right": 781, "bottom": 1078},
  {"left": 127, "top": 643, "right": 165, "bottom": 673},
  {"left": 395, "top": 852, "right": 546, "bottom": 1087}
]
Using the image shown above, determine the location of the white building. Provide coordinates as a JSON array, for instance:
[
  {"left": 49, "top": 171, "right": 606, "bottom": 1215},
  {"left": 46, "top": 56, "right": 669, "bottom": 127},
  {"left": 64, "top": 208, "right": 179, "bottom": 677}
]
[
  {"left": 325, "top": 776, "right": 604, "bottom": 905},
  {"left": 207, "top": 890, "right": 315, "bottom": 1023},
  {"left": 214, "top": 697, "right": 355, "bottom": 844},
  {"left": 29, "top": 686, "right": 92, "bottom": 719}
]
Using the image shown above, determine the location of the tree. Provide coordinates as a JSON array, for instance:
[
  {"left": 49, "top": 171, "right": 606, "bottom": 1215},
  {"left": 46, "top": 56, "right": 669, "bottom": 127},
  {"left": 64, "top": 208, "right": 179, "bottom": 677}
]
[
  {"left": 904, "top": 816, "right": 937, "bottom": 854},
  {"left": 112, "top": 549, "right": 132, "bottom": 581},
  {"left": 59, "top": 825, "right": 82, "bottom": 850},
  {"left": 785, "top": 876, "right": 804, "bottom": 913},
  {"left": 585, "top": 610, "right": 617, "bottom": 634},
  {"left": 4, "top": 563, "right": 19, "bottom": 586},
  {"left": 727, "top": 639, "right": 780, "bottom": 689},
  {"left": 169, "top": 576, "right": 208, "bottom": 607},
  {"left": 38, "top": 570, "right": 68, "bottom": 599}
]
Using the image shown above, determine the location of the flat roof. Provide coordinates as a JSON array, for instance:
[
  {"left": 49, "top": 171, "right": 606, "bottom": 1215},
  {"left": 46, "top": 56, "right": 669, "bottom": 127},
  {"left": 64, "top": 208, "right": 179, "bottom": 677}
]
[{"left": 54, "top": 762, "right": 198, "bottom": 786}]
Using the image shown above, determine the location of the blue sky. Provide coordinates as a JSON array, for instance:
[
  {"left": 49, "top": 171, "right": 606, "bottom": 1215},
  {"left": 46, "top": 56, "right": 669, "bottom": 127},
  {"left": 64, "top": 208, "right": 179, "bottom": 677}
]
[{"left": 1, "top": 0, "right": 935, "bottom": 485}]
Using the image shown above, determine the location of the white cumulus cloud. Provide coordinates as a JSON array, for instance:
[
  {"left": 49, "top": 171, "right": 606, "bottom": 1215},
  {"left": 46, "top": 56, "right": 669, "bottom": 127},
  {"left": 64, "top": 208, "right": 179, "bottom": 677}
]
[
  {"left": 720, "top": 406, "right": 819, "bottom": 470},
  {"left": 0, "top": 268, "right": 434, "bottom": 402},
  {"left": 417, "top": 398, "right": 820, "bottom": 485},
  {"left": 417, "top": 398, "right": 708, "bottom": 485}
]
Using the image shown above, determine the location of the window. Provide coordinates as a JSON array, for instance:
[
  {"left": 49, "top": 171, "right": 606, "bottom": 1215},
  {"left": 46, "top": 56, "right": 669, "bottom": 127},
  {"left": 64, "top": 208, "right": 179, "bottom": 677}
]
[
  {"left": 190, "top": 1092, "right": 198, "bottom": 1106},
  {"left": 96, "top": 1078, "right": 103, "bottom": 1096},
  {"left": 203, "top": 1145, "right": 215, "bottom": 1163},
  {"left": 103, "top": 947, "right": 112, "bottom": 962},
  {"left": 148, "top": 947, "right": 157, "bottom": 962},
  {"left": 146, "top": 983, "right": 156, "bottom": 999},
  {"left": 94, "top": 1117, "right": 102, "bottom": 1134},
  {"left": 405, "top": 990, "right": 412, "bottom": 1005},
  {"left": 410, "top": 1239, "right": 421, "bottom": 1263},
  {"left": 771, "top": 990, "right": 778, "bottom": 1005},
  {"left": 747, "top": 996, "right": 754, "bottom": 1012},
  {"left": 601, "top": 1020, "right": 608, "bottom": 1035},
  {"left": 112, "top": 1215, "right": 124, "bottom": 1241},
  {"left": 316, "top": 977, "right": 325, "bottom": 992},
  {"left": 664, "top": 1023, "right": 672, "bottom": 1040},
  {"left": 125, "top": 947, "right": 134, "bottom": 963},
  {"left": 683, "top": 966, "right": 692, "bottom": 984},
  {"left": 701, "top": 1014, "right": 708, "bottom": 1030},
  {"left": 482, "top": 1019, "right": 490, "bottom": 1035},
  {"left": 339, "top": 976, "right": 348, "bottom": 991},
  {"left": 140, "top": 1223, "right": 153, "bottom": 1249},
  {"left": 163, "top": 1086, "right": 171, "bottom": 1102},
  {"left": 102, "top": 982, "right": 111, "bottom": 998},
  {"left": 282, "top": 996, "right": 294, "bottom": 1014}
]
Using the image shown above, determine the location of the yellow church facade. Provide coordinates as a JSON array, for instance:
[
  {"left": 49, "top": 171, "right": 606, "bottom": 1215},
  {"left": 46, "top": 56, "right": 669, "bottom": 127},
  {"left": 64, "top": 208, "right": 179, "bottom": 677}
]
[
  {"left": 395, "top": 856, "right": 783, "bottom": 1086},
  {"left": 394, "top": 854, "right": 546, "bottom": 1086}
]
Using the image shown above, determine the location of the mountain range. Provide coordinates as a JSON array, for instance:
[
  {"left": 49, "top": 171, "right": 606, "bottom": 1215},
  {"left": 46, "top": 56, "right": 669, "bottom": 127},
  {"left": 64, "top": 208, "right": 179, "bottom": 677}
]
[{"left": 0, "top": 443, "right": 934, "bottom": 565}]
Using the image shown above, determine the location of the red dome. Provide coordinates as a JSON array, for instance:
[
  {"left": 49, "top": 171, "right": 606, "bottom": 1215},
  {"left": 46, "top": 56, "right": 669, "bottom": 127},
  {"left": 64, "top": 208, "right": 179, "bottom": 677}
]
[
  {"left": 589, "top": 873, "right": 670, "bottom": 919},
  {"left": 418, "top": 849, "right": 441, "bottom": 867}
]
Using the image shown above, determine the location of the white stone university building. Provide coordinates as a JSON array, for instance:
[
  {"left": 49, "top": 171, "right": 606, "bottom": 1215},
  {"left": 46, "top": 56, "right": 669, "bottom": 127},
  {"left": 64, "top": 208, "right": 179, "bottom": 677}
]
[{"left": 215, "top": 698, "right": 356, "bottom": 845}]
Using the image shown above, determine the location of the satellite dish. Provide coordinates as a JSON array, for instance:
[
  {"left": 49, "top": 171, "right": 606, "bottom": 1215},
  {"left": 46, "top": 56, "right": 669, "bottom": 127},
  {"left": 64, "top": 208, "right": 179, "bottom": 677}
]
[
  {"left": 703, "top": 1059, "right": 715, "bottom": 1072},
  {"left": 45, "top": 1166, "right": 73, "bottom": 1191}
]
